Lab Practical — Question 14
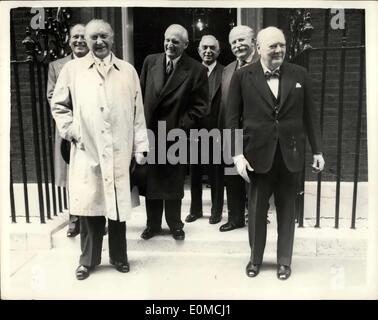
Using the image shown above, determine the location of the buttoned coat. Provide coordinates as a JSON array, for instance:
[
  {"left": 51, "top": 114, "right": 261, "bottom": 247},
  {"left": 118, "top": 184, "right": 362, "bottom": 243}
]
[
  {"left": 51, "top": 53, "right": 149, "bottom": 221},
  {"left": 140, "top": 52, "right": 208, "bottom": 199},
  {"left": 226, "top": 61, "right": 321, "bottom": 173},
  {"left": 218, "top": 52, "right": 260, "bottom": 129},
  {"left": 47, "top": 54, "right": 73, "bottom": 187},
  {"left": 198, "top": 62, "right": 224, "bottom": 130}
]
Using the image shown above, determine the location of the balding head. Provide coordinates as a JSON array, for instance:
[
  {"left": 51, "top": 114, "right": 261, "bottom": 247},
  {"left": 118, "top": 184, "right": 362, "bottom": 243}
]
[
  {"left": 69, "top": 24, "right": 88, "bottom": 58},
  {"left": 198, "top": 35, "right": 220, "bottom": 65},
  {"left": 228, "top": 25, "right": 255, "bottom": 60},
  {"left": 85, "top": 19, "right": 114, "bottom": 59},
  {"left": 256, "top": 27, "right": 286, "bottom": 70},
  {"left": 164, "top": 24, "right": 189, "bottom": 60}
]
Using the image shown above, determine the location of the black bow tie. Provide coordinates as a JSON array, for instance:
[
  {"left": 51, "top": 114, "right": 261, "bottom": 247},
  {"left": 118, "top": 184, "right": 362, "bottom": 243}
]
[{"left": 264, "top": 69, "right": 280, "bottom": 80}]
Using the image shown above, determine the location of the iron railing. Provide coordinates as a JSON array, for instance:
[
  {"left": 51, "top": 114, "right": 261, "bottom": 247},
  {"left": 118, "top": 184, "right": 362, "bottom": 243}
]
[
  {"left": 289, "top": 9, "right": 366, "bottom": 229},
  {"left": 10, "top": 8, "right": 71, "bottom": 223}
]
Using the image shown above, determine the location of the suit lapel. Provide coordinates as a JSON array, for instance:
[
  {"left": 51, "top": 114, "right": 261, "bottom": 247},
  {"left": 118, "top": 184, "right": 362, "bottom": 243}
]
[
  {"left": 210, "top": 63, "right": 222, "bottom": 103},
  {"left": 250, "top": 63, "right": 276, "bottom": 107},
  {"left": 279, "top": 62, "right": 296, "bottom": 110},
  {"left": 151, "top": 53, "right": 165, "bottom": 95},
  {"left": 160, "top": 54, "right": 188, "bottom": 98}
]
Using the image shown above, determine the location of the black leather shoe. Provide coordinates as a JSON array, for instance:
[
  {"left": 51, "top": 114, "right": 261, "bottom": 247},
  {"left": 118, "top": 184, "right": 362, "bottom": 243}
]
[
  {"left": 185, "top": 213, "right": 202, "bottom": 223},
  {"left": 75, "top": 265, "right": 91, "bottom": 280},
  {"left": 67, "top": 228, "right": 80, "bottom": 237},
  {"left": 246, "top": 262, "right": 260, "bottom": 277},
  {"left": 219, "top": 221, "right": 245, "bottom": 232},
  {"left": 141, "top": 227, "right": 162, "bottom": 240},
  {"left": 110, "top": 259, "right": 130, "bottom": 273},
  {"left": 209, "top": 216, "right": 221, "bottom": 224},
  {"left": 172, "top": 229, "right": 185, "bottom": 240},
  {"left": 277, "top": 265, "right": 291, "bottom": 280}
]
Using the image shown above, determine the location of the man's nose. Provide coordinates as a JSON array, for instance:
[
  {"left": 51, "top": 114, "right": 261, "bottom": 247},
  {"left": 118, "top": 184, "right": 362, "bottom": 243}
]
[
  {"left": 275, "top": 45, "right": 283, "bottom": 52},
  {"left": 96, "top": 38, "right": 104, "bottom": 45}
]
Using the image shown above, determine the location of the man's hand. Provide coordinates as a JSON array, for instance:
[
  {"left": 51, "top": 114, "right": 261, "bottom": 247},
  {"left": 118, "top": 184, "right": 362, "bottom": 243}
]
[
  {"left": 234, "top": 155, "right": 254, "bottom": 183},
  {"left": 135, "top": 152, "right": 146, "bottom": 165},
  {"left": 312, "top": 154, "right": 325, "bottom": 173}
]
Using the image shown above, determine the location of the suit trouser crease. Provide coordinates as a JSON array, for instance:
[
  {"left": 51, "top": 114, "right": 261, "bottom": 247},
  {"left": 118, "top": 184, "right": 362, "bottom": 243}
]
[
  {"left": 79, "top": 216, "right": 127, "bottom": 267},
  {"left": 146, "top": 199, "right": 183, "bottom": 231},
  {"left": 225, "top": 174, "right": 246, "bottom": 225},
  {"left": 248, "top": 145, "right": 298, "bottom": 266}
]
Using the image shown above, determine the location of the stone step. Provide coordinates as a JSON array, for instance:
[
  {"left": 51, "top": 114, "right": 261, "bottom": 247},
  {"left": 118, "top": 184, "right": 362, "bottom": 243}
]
[{"left": 52, "top": 201, "right": 367, "bottom": 258}]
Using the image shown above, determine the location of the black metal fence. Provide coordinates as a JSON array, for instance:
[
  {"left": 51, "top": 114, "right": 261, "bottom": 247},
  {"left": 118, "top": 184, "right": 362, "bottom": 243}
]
[
  {"left": 289, "top": 9, "right": 366, "bottom": 229},
  {"left": 10, "top": 9, "right": 71, "bottom": 223}
]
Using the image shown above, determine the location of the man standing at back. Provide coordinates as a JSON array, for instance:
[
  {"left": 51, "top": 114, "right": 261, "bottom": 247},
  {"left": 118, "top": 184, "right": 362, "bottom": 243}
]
[
  {"left": 47, "top": 24, "right": 89, "bottom": 237},
  {"left": 185, "top": 35, "right": 224, "bottom": 225},
  {"left": 140, "top": 24, "right": 208, "bottom": 241},
  {"left": 217, "top": 25, "right": 259, "bottom": 232},
  {"left": 226, "top": 27, "right": 325, "bottom": 280}
]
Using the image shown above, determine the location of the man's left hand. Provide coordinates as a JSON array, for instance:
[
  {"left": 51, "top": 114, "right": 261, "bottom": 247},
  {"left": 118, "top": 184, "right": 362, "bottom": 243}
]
[
  {"left": 312, "top": 154, "right": 325, "bottom": 173},
  {"left": 135, "top": 152, "right": 146, "bottom": 165}
]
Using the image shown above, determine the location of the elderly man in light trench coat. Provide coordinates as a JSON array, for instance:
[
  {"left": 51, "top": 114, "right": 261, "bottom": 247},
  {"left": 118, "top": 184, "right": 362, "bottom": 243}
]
[{"left": 51, "top": 19, "right": 149, "bottom": 280}]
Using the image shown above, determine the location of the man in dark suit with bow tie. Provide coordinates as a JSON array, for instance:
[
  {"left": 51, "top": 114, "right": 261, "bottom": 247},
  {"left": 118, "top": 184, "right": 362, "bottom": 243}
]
[
  {"left": 226, "top": 27, "right": 325, "bottom": 280},
  {"left": 185, "top": 35, "right": 224, "bottom": 225},
  {"left": 217, "top": 25, "right": 260, "bottom": 232},
  {"left": 140, "top": 24, "right": 208, "bottom": 241}
]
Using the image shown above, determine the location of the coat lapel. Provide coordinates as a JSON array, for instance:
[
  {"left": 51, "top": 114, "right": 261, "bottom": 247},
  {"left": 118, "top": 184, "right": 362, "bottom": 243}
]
[
  {"left": 279, "top": 62, "right": 296, "bottom": 110},
  {"left": 160, "top": 53, "right": 188, "bottom": 98},
  {"left": 210, "top": 63, "right": 222, "bottom": 103},
  {"left": 151, "top": 53, "right": 165, "bottom": 95},
  {"left": 249, "top": 63, "right": 276, "bottom": 107}
]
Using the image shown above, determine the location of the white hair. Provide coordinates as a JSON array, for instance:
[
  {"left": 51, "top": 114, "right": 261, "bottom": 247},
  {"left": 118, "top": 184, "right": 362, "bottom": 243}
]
[
  {"left": 228, "top": 25, "right": 255, "bottom": 43},
  {"left": 85, "top": 19, "right": 114, "bottom": 38},
  {"left": 256, "top": 26, "right": 285, "bottom": 46},
  {"left": 165, "top": 24, "right": 189, "bottom": 43},
  {"left": 199, "top": 35, "right": 220, "bottom": 50}
]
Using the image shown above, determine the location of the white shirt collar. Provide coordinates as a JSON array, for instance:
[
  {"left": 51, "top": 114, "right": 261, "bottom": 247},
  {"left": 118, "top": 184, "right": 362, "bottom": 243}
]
[
  {"left": 92, "top": 52, "right": 112, "bottom": 66},
  {"left": 203, "top": 61, "right": 217, "bottom": 75},
  {"left": 237, "top": 51, "right": 254, "bottom": 67},
  {"left": 166, "top": 55, "right": 181, "bottom": 69}
]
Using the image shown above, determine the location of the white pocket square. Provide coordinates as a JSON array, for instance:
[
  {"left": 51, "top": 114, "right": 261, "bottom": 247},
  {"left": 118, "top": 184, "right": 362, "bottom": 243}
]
[{"left": 296, "top": 83, "right": 302, "bottom": 88}]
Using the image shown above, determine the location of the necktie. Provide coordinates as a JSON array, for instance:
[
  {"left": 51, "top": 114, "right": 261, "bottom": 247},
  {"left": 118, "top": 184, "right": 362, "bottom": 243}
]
[
  {"left": 166, "top": 59, "right": 173, "bottom": 77},
  {"left": 238, "top": 60, "right": 246, "bottom": 69},
  {"left": 264, "top": 69, "right": 280, "bottom": 80},
  {"left": 98, "top": 60, "right": 106, "bottom": 77}
]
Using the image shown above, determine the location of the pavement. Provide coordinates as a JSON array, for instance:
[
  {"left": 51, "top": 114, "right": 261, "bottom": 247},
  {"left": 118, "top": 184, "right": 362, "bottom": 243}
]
[{"left": 2, "top": 189, "right": 377, "bottom": 300}]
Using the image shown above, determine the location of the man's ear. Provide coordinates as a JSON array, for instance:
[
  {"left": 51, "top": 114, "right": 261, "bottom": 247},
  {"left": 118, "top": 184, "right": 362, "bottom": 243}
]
[{"left": 184, "top": 41, "right": 189, "bottom": 49}]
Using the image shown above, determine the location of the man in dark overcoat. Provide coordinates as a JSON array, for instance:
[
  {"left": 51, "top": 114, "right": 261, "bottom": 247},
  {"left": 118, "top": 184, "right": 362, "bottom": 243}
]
[
  {"left": 185, "top": 35, "right": 224, "bottom": 225},
  {"left": 140, "top": 24, "right": 208, "bottom": 240},
  {"left": 217, "top": 25, "right": 260, "bottom": 232}
]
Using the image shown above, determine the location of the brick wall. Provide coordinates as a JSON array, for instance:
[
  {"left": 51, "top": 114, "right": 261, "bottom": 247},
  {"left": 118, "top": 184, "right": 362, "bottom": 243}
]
[{"left": 278, "top": 8, "right": 367, "bottom": 181}]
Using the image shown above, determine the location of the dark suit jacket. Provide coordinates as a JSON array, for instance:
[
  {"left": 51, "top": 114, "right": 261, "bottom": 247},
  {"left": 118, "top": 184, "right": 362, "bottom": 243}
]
[
  {"left": 47, "top": 55, "right": 73, "bottom": 104},
  {"left": 218, "top": 52, "right": 260, "bottom": 129},
  {"left": 46, "top": 54, "right": 73, "bottom": 184},
  {"left": 140, "top": 52, "right": 209, "bottom": 199},
  {"left": 197, "top": 62, "right": 224, "bottom": 130},
  {"left": 226, "top": 61, "right": 322, "bottom": 173}
]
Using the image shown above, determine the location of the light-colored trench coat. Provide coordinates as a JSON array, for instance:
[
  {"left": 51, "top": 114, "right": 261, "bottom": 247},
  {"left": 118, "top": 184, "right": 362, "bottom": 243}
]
[{"left": 51, "top": 53, "right": 149, "bottom": 222}]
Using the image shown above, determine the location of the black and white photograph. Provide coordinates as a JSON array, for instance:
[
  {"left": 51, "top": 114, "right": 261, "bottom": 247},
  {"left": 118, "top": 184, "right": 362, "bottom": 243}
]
[{"left": 0, "top": 0, "right": 377, "bottom": 303}]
